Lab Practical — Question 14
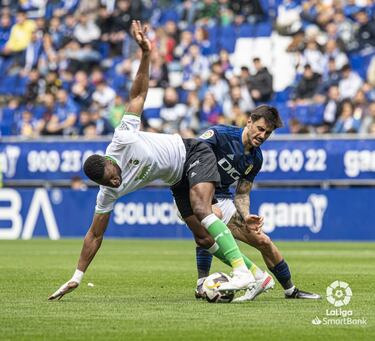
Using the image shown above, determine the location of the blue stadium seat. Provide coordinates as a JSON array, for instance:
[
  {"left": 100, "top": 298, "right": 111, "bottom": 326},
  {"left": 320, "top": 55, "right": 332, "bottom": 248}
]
[
  {"left": 254, "top": 21, "right": 273, "bottom": 37},
  {"left": 158, "top": 9, "right": 180, "bottom": 24},
  {"left": 143, "top": 108, "right": 161, "bottom": 119},
  {"left": 218, "top": 25, "right": 237, "bottom": 53},
  {"left": 238, "top": 23, "right": 256, "bottom": 38}
]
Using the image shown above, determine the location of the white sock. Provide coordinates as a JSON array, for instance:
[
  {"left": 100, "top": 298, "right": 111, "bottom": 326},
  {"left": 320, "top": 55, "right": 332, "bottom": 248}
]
[{"left": 284, "top": 286, "right": 296, "bottom": 296}]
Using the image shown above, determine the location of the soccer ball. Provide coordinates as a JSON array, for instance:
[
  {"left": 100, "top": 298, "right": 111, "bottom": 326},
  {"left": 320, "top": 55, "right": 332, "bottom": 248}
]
[{"left": 202, "top": 272, "right": 235, "bottom": 303}]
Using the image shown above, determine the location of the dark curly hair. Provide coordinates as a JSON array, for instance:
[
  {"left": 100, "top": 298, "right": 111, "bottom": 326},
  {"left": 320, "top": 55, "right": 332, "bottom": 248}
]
[{"left": 83, "top": 154, "right": 106, "bottom": 182}]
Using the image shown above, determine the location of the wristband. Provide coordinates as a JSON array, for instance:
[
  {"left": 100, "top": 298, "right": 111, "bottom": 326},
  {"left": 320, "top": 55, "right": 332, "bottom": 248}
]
[{"left": 71, "top": 269, "right": 84, "bottom": 284}]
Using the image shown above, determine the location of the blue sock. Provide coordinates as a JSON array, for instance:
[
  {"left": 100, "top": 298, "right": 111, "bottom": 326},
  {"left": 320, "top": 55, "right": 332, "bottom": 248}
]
[
  {"left": 269, "top": 260, "right": 294, "bottom": 290},
  {"left": 196, "top": 246, "right": 213, "bottom": 279}
]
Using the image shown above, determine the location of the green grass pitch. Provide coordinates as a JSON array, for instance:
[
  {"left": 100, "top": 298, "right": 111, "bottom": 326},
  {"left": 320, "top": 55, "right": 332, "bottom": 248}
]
[{"left": 0, "top": 240, "right": 374, "bottom": 341}]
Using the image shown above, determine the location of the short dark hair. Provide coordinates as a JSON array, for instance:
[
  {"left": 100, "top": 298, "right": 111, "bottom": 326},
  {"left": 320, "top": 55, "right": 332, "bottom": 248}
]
[
  {"left": 250, "top": 105, "right": 283, "bottom": 129},
  {"left": 83, "top": 154, "right": 106, "bottom": 182}
]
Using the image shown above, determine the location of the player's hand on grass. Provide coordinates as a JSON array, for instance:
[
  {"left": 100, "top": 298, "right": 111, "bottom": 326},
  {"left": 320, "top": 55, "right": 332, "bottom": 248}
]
[
  {"left": 244, "top": 214, "right": 264, "bottom": 234},
  {"left": 48, "top": 280, "right": 79, "bottom": 301},
  {"left": 131, "top": 20, "right": 151, "bottom": 53}
]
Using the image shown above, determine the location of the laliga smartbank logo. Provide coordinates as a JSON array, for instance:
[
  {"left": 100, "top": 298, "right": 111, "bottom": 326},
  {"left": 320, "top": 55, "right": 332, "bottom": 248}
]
[
  {"left": 326, "top": 280, "right": 352, "bottom": 307},
  {"left": 311, "top": 281, "right": 367, "bottom": 326}
]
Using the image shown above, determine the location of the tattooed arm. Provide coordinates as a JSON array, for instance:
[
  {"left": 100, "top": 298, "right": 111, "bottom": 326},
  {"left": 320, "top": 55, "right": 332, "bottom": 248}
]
[
  {"left": 234, "top": 178, "right": 263, "bottom": 233},
  {"left": 234, "top": 178, "right": 252, "bottom": 220}
]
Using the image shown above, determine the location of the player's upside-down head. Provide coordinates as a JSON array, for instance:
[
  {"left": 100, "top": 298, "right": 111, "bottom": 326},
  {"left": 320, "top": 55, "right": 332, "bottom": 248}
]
[{"left": 83, "top": 155, "right": 122, "bottom": 188}]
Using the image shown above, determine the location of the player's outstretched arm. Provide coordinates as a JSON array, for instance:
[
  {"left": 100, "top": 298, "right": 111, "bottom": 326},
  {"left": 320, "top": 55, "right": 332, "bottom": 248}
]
[
  {"left": 48, "top": 213, "right": 110, "bottom": 300},
  {"left": 126, "top": 20, "right": 151, "bottom": 116}
]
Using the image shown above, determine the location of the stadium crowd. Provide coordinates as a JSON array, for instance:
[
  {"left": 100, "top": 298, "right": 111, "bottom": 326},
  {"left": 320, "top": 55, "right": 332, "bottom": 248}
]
[{"left": 0, "top": 0, "right": 374, "bottom": 138}]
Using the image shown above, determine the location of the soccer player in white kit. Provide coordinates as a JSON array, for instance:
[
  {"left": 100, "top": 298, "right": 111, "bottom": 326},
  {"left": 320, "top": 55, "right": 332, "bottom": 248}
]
[{"left": 48, "top": 21, "right": 256, "bottom": 300}]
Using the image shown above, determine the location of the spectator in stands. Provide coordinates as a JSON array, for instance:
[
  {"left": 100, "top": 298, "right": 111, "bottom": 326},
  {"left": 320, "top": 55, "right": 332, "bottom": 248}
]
[
  {"left": 178, "top": 0, "right": 201, "bottom": 26},
  {"left": 107, "top": 95, "right": 126, "bottom": 129},
  {"left": 207, "top": 72, "right": 229, "bottom": 105},
  {"left": 92, "top": 80, "right": 116, "bottom": 109},
  {"left": 223, "top": 85, "right": 254, "bottom": 119},
  {"left": 46, "top": 88, "right": 78, "bottom": 135},
  {"left": 48, "top": 16, "right": 64, "bottom": 49},
  {"left": 354, "top": 9, "right": 375, "bottom": 51},
  {"left": 44, "top": 71, "right": 62, "bottom": 95},
  {"left": 322, "top": 39, "right": 348, "bottom": 73},
  {"left": 228, "top": 103, "right": 248, "bottom": 127},
  {"left": 218, "top": 49, "right": 233, "bottom": 78},
  {"left": 291, "top": 64, "right": 321, "bottom": 104},
  {"left": 77, "top": 110, "right": 92, "bottom": 135},
  {"left": 353, "top": 89, "right": 368, "bottom": 121},
  {"left": 247, "top": 57, "right": 273, "bottom": 102},
  {"left": 91, "top": 109, "right": 114, "bottom": 136},
  {"left": 360, "top": 102, "right": 375, "bottom": 134},
  {"left": 300, "top": 40, "right": 324, "bottom": 75},
  {"left": 317, "top": 85, "right": 340, "bottom": 133},
  {"left": 332, "top": 99, "right": 361, "bottom": 133},
  {"left": 71, "top": 70, "right": 93, "bottom": 109},
  {"left": 22, "top": 30, "right": 43, "bottom": 73},
  {"left": 3, "top": 9, "right": 36, "bottom": 55},
  {"left": 174, "top": 30, "right": 193, "bottom": 60},
  {"left": 194, "top": 26, "right": 211, "bottom": 56},
  {"left": 318, "top": 57, "right": 340, "bottom": 94},
  {"left": 34, "top": 94, "right": 53, "bottom": 136},
  {"left": 160, "top": 87, "right": 189, "bottom": 133},
  {"left": 276, "top": 0, "right": 302, "bottom": 36},
  {"left": 200, "top": 91, "right": 223, "bottom": 127},
  {"left": 0, "top": 13, "right": 12, "bottom": 51},
  {"left": 332, "top": 10, "right": 356, "bottom": 51},
  {"left": 16, "top": 110, "right": 39, "bottom": 138},
  {"left": 24, "top": 68, "right": 42, "bottom": 103},
  {"left": 149, "top": 49, "right": 169, "bottom": 88},
  {"left": 338, "top": 64, "right": 363, "bottom": 100},
  {"left": 230, "top": 0, "right": 265, "bottom": 23},
  {"left": 196, "top": 0, "right": 219, "bottom": 25},
  {"left": 73, "top": 12, "right": 101, "bottom": 45},
  {"left": 70, "top": 175, "right": 88, "bottom": 191},
  {"left": 289, "top": 117, "right": 309, "bottom": 134},
  {"left": 60, "top": 14, "right": 77, "bottom": 46}
]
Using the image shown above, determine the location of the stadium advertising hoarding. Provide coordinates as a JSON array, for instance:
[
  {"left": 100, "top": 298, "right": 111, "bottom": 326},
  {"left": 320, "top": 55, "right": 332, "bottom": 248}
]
[
  {"left": 0, "top": 138, "right": 374, "bottom": 182},
  {"left": 0, "top": 188, "right": 374, "bottom": 241}
]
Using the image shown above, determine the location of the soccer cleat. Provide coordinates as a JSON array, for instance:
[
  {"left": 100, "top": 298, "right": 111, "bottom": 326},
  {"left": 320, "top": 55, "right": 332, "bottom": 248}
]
[
  {"left": 285, "top": 288, "right": 321, "bottom": 299},
  {"left": 194, "top": 278, "right": 206, "bottom": 299},
  {"left": 217, "top": 272, "right": 255, "bottom": 292},
  {"left": 233, "top": 271, "right": 275, "bottom": 302}
]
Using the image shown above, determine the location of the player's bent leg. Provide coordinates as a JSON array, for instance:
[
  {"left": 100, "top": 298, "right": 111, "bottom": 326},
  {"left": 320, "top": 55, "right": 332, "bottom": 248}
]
[
  {"left": 189, "top": 182, "right": 255, "bottom": 291},
  {"left": 232, "top": 222, "right": 321, "bottom": 299}
]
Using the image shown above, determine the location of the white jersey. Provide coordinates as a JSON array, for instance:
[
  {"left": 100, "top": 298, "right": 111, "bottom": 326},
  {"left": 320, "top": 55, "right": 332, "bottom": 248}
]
[{"left": 95, "top": 114, "right": 186, "bottom": 213}]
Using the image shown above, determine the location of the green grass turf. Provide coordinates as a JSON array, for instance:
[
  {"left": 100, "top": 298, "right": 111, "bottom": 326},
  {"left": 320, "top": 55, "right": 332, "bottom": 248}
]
[{"left": 0, "top": 240, "right": 374, "bottom": 341}]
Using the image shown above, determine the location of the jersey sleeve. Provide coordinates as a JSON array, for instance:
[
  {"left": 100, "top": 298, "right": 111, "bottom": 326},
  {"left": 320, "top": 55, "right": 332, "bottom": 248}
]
[
  {"left": 95, "top": 187, "right": 118, "bottom": 214},
  {"left": 116, "top": 113, "right": 141, "bottom": 131},
  {"left": 198, "top": 128, "right": 218, "bottom": 148},
  {"left": 110, "top": 114, "right": 141, "bottom": 146}
]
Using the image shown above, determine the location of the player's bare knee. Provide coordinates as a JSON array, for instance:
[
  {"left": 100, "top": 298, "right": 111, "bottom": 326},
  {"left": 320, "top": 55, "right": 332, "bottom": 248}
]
[{"left": 192, "top": 206, "right": 212, "bottom": 222}]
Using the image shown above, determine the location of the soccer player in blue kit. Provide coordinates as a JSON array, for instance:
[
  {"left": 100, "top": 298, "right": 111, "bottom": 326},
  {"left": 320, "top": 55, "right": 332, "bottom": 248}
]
[{"left": 190, "top": 105, "right": 321, "bottom": 301}]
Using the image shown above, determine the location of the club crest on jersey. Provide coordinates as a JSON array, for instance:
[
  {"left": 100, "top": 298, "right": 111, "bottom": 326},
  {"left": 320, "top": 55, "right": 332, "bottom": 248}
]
[
  {"left": 129, "top": 159, "right": 140, "bottom": 166},
  {"left": 245, "top": 164, "right": 254, "bottom": 175},
  {"left": 200, "top": 129, "right": 214, "bottom": 139}
]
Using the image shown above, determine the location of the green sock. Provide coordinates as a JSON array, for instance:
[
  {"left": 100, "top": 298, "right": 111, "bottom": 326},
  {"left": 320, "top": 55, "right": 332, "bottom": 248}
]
[
  {"left": 202, "top": 215, "right": 246, "bottom": 270},
  {"left": 213, "top": 246, "right": 262, "bottom": 279}
]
